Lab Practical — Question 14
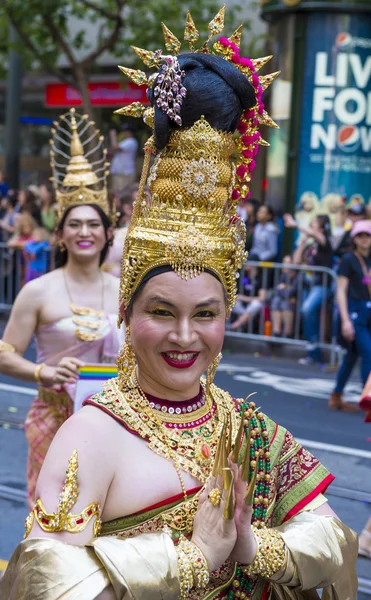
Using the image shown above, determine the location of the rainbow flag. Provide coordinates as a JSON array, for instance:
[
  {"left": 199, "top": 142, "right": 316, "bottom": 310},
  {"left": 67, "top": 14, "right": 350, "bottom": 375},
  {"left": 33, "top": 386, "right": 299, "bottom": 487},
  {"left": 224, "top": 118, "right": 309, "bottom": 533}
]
[
  {"left": 79, "top": 365, "right": 118, "bottom": 380},
  {"left": 74, "top": 364, "right": 118, "bottom": 412}
]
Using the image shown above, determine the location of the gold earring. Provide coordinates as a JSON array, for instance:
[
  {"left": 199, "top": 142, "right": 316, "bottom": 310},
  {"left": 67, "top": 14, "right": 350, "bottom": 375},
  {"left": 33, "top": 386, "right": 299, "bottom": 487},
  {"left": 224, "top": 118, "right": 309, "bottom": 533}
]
[
  {"left": 116, "top": 325, "right": 136, "bottom": 384},
  {"left": 58, "top": 240, "right": 66, "bottom": 252},
  {"left": 206, "top": 352, "right": 222, "bottom": 397}
]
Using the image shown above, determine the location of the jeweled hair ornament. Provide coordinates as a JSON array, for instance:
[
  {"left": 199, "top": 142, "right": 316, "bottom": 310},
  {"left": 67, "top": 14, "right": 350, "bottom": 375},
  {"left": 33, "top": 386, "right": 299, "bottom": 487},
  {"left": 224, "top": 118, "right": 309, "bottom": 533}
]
[
  {"left": 115, "top": 5, "right": 279, "bottom": 322},
  {"left": 50, "top": 108, "right": 115, "bottom": 224}
]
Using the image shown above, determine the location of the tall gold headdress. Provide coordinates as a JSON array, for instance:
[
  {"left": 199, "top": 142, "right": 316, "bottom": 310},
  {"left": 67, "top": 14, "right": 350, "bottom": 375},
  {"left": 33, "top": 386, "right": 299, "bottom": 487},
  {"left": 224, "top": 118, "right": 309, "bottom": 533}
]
[
  {"left": 117, "top": 5, "right": 279, "bottom": 317},
  {"left": 50, "top": 108, "right": 114, "bottom": 223}
]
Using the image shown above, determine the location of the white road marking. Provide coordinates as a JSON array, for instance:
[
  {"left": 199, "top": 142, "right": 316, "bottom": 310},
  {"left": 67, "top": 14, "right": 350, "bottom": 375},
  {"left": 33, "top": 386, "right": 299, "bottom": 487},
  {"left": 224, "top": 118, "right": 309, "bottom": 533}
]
[
  {"left": 0, "top": 382, "right": 35, "bottom": 396},
  {"left": 296, "top": 438, "right": 371, "bottom": 460},
  {"left": 219, "top": 363, "right": 361, "bottom": 403}
]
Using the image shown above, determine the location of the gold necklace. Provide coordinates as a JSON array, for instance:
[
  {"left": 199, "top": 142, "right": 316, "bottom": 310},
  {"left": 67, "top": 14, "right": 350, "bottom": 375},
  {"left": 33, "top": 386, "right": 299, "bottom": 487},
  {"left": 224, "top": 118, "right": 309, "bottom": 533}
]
[
  {"left": 63, "top": 268, "right": 105, "bottom": 342},
  {"left": 92, "top": 375, "right": 238, "bottom": 533},
  {"left": 99, "top": 375, "right": 238, "bottom": 485}
]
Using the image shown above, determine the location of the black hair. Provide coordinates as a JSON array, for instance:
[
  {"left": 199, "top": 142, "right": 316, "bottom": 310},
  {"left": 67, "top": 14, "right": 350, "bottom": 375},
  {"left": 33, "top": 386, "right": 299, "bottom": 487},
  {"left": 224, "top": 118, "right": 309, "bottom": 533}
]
[
  {"left": 316, "top": 214, "right": 332, "bottom": 236},
  {"left": 55, "top": 204, "right": 113, "bottom": 268},
  {"left": 147, "top": 53, "right": 257, "bottom": 150}
]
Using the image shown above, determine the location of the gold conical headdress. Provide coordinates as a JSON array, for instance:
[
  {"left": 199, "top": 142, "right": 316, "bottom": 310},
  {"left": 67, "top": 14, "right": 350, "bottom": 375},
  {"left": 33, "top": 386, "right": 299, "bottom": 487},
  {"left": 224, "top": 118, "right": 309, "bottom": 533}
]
[
  {"left": 50, "top": 108, "right": 114, "bottom": 223},
  {"left": 117, "top": 6, "right": 279, "bottom": 317}
]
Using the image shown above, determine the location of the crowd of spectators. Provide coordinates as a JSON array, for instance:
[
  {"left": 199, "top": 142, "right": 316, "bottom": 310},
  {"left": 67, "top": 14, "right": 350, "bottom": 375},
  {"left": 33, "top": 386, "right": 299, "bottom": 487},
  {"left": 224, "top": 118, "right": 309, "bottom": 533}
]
[
  {"left": 0, "top": 171, "right": 138, "bottom": 289},
  {"left": 228, "top": 195, "right": 371, "bottom": 367}
]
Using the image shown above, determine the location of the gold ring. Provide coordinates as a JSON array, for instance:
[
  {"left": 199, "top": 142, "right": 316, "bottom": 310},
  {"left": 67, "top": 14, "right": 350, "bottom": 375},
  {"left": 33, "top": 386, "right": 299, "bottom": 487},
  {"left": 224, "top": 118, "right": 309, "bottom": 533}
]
[{"left": 208, "top": 488, "right": 221, "bottom": 507}]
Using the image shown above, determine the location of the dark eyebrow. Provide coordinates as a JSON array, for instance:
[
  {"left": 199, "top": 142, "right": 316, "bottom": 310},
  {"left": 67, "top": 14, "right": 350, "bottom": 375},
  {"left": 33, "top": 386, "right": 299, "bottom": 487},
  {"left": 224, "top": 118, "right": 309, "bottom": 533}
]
[
  {"left": 147, "top": 296, "right": 221, "bottom": 308},
  {"left": 67, "top": 219, "right": 101, "bottom": 224}
]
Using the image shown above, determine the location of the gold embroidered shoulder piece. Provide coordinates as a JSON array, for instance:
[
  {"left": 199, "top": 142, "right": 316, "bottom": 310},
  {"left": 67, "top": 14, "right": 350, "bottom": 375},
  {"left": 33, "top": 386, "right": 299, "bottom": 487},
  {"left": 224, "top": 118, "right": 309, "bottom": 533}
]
[{"left": 24, "top": 450, "right": 101, "bottom": 538}]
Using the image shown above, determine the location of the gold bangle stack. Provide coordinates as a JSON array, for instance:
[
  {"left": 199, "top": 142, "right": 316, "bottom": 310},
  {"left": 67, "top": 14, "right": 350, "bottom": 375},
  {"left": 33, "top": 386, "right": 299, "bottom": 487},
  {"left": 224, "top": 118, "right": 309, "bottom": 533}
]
[
  {"left": 0, "top": 340, "right": 16, "bottom": 353},
  {"left": 177, "top": 536, "right": 210, "bottom": 599},
  {"left": 34, "top": 363, "right": 46, "bottom": 384},
  {"left": 242, "top": 526, "right": 286, "bottom": 580}
]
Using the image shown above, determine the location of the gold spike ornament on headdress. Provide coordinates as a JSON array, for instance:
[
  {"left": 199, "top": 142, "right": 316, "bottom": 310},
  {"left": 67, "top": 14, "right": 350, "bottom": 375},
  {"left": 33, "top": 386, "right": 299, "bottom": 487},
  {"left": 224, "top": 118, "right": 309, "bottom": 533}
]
[
  {"left": 116, "top": 6, "right": 279, "bottom": 318},
  {"left": 50, "top": 108, "right": 114, "bottom": 223}
]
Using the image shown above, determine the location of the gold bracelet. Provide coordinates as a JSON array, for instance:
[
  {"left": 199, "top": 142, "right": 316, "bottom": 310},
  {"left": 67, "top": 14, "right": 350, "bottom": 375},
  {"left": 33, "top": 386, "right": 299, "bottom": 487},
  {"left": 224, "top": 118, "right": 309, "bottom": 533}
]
[
  {"left": 177, "top": 537, "right": 210, "bottom": 589},
  {"left": 0, "top": 340, "right": 16, "bottom": 353},
  {"left": 177, "top": 548, "right": 194, "bottom": 599},
  {"left": 241, "top": 526, "right": 286, "bottom": 580},
  {"left": 34, "top": 363, "right": 46, "bottom": 384}
]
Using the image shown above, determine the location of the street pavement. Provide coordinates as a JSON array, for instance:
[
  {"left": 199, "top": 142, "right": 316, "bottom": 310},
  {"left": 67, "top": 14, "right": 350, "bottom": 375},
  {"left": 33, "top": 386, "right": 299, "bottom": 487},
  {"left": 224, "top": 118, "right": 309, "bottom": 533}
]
[{"left": 0, "top": 345, "right": 370, "bottom": 596}]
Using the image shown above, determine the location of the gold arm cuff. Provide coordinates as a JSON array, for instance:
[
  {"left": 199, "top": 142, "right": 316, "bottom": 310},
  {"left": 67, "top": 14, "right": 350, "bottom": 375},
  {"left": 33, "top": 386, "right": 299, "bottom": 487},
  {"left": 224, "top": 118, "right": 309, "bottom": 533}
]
[
  {"left": 24, "top": 449, "right": 101, "bottom": 539},
  {"left": 0, "top": 340, "right": 16, "bottom": 352},
  {"left": 241, "top": 526, "right": 286, "bottom": 579},
  {"left": 25, "top": 497, "right": 101, "bottom": 538}
]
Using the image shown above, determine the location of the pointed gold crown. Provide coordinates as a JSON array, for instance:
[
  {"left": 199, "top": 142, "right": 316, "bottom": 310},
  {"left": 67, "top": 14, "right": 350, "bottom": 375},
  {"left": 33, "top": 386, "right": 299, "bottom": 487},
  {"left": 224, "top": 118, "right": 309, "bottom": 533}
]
[
  {"left": 50, "top": 108, "right": 114, "bottom": 223},
  {"left": 117, "top": 5, "right": 279, "bottom": 318}
]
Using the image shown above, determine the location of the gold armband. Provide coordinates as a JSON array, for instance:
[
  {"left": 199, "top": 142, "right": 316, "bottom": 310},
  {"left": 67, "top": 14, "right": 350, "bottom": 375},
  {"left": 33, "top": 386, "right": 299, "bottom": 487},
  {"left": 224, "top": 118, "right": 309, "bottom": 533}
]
[
  {"left": 242, "top": 526, "right": 286, "bottom": 580},
  {"left": 25, "top": 450, "right": 101, "bottom": 538},
  {"left": 177, "top": 536, "right": 210, "bottom": 599},
  {"left": 0, "top": 340, "right": 16, "bottom": 353}
]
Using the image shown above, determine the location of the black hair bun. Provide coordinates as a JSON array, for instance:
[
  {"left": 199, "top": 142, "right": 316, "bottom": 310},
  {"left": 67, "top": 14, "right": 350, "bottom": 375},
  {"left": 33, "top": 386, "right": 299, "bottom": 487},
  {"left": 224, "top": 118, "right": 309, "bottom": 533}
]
[{"left": 147, "top": 53, "right": 256, "bottom": 150}]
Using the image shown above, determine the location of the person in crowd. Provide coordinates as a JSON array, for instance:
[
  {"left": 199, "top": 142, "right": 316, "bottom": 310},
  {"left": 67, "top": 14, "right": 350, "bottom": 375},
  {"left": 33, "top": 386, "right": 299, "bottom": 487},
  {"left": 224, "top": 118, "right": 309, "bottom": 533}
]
[
  {"left": 334, "top": 201, "right": 367, "bottom": 259},
  {"left": 16, "top": 188, "right": 42, "bottom": 226},
  {"left": 0, "top": 169, "right": 9, "bottom": 199},
  {"left": 249, "top": 204, "right": 278, "bottom": 262},
  {"left": 285, "top": 213, "right": 334, "bottom": 364},
  {"left": 271, "top": 255, "right": 297, "bottom": 338},
  {"left": 23, "top": 227, "right": 51, "bottom": 282},
  {"left": 0, "top": 111, "right": 122, "bottom": 507},
  {"left": 329, "top": 219, "right": 371, "bottom": 411},
  {"left": 238, "top": 198, "right": 259, "bottom": 252},
  {"left": 0, "top": 192, "right": 17, "bottom": 242},
  {"left": 109, "top": 123, "right": 138, "bottom": 193},
  {"left": 7, "top": 213, "right": 38, "bottom": 249},
  {"left": 0, "top": 14, "right": 357, "bottom": 599},
  {"left": 228, "top": 265, "right": 267, "bottom": 331},
  {"left": 102, "top": 183, "right": 144, "bottom": 277},
  {"left": 39, "top": 182, "right": 57, "bottom": 234}
]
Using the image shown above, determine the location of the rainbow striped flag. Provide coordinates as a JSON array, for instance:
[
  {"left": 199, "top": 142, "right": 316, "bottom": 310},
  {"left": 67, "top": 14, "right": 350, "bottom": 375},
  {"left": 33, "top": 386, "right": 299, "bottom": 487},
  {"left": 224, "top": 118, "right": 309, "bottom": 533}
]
[
  {"left": 74, "top": 364, "right": 118, "bottom": 412},
  {"left": 79, "top": 365, "right": 118, "bottom": 380}
]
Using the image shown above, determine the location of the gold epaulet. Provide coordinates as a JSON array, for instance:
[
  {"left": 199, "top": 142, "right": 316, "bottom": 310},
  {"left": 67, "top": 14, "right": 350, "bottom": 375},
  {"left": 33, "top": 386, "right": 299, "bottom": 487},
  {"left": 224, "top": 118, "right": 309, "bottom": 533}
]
[{"left": 24, "top": 450, "right": 101, "bottom": 538}]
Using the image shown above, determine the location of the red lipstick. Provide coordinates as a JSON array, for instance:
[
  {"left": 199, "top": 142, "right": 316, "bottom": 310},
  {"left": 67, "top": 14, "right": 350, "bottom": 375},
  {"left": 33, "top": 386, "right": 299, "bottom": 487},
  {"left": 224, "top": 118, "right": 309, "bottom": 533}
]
[{"left": 161, "top": 351, "right": 199, "bottom": 369}]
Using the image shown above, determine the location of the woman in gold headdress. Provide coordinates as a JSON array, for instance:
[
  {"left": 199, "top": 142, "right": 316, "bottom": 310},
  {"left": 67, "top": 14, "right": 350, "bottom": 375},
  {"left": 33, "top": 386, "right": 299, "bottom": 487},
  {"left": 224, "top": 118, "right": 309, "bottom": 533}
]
[
  {"left": 0, "top": 110, "right": 121, "bottom": 507},
  {"left": 0, "top": 8, "right": 357, "bottom": 600}
]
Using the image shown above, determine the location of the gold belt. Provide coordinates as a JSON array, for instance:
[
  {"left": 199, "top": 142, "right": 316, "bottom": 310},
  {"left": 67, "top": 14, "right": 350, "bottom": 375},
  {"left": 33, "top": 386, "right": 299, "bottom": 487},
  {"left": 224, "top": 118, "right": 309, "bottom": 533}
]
[{"left": 37, "top": 386, "right": 72, "bottom": 407}]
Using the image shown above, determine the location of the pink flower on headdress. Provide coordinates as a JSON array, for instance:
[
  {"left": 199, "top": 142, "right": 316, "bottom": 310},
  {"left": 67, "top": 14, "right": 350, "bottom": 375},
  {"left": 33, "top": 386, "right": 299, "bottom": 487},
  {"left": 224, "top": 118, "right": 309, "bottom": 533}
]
[
  {"left": 248, "top": 160, "right": 256, "bottom": 173},
  {"left": 252, "top": 146, "right": 259, "bottom": 157},
  {"left": 232, "top": 188, "right": 241, "bottom": 200},
  {"left": 237, "top": 121, "right": 248, "bottom": 134},
  {"left": 218, "top": 37, "right": 229, "bottom": 46},
  {"left": 242, "top": 135, "right": 254, "bottom": 145},
  {"left": 252, "top": 74, "right": 260, "bottom": 88},
  {"left": 244, "top": 109, "right": 255, "bottom": 119},
  {"left": 240, "top": 57, "right": 254, "bottom": 70},
  {"left": 236, "top": 164, "right": 249, "bottom": 179},
  {"left": 231, "top": 53, "right": 240, "bottom": 64},
  {"left": 242, "top": 149, "right": 254, "bottom": 159}
]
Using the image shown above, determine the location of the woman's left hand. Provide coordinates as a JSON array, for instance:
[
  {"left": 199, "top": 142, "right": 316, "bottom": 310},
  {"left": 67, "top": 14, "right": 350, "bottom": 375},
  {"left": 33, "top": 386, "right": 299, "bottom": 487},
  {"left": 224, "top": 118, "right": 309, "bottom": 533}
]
[{"left": 230, "top": 465, "right": 258, "bottom": 565}]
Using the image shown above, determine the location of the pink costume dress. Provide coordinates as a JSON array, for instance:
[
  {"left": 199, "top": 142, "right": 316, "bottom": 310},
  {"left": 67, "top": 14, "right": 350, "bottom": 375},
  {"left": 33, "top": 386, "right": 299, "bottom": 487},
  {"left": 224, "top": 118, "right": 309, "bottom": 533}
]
[{"left": 24, "top": 313, "right": 121, "bottom": 507}]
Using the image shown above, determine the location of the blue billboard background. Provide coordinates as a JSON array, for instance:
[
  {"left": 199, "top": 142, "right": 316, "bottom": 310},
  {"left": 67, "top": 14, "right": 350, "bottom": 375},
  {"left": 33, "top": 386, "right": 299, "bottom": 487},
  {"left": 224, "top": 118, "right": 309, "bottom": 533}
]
[{"left": 296, "top": 13, "right": 371, "bottom": 219}]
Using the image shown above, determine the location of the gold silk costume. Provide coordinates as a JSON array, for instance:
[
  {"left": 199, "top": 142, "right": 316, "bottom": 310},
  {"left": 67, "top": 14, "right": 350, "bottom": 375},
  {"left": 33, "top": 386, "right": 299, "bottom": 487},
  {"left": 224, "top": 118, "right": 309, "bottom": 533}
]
[{"left": 0, "top": 6, "right": 358, "bottom": 600}]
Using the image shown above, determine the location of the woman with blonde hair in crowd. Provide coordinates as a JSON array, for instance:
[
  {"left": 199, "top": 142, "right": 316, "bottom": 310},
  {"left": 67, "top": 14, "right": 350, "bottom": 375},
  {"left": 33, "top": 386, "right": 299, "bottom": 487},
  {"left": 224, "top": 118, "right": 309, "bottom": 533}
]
[{"left": 0, "top": 111, "right": 121, "bottom": 507}]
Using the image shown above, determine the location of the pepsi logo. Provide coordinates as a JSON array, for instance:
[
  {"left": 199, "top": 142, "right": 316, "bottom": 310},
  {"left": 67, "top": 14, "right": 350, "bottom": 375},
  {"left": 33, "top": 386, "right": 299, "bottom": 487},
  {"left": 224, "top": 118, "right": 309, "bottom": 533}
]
[
  {"left": 337, "top": 125, "right": 360, "bottom": 152},
  {"left": 336, "top": 32, "right": 352, "bottom": 48}
]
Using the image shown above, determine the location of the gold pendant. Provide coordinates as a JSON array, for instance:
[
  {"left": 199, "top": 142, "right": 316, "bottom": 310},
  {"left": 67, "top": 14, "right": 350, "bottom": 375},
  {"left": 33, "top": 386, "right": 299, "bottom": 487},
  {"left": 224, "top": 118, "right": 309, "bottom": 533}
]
[
  {"left": 70, "top": 303, "right": 103, "bottom": 318},
  {"left": 75, "top": 328, "right": 101, "bottom": 342}
]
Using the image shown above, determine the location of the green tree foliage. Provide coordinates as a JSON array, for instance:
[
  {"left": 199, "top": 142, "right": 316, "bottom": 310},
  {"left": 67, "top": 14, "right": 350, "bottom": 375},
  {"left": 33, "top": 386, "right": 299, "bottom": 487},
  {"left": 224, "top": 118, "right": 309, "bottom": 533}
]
[{"left": 0, "top": 0, "right": 263, "bottom": 117}]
